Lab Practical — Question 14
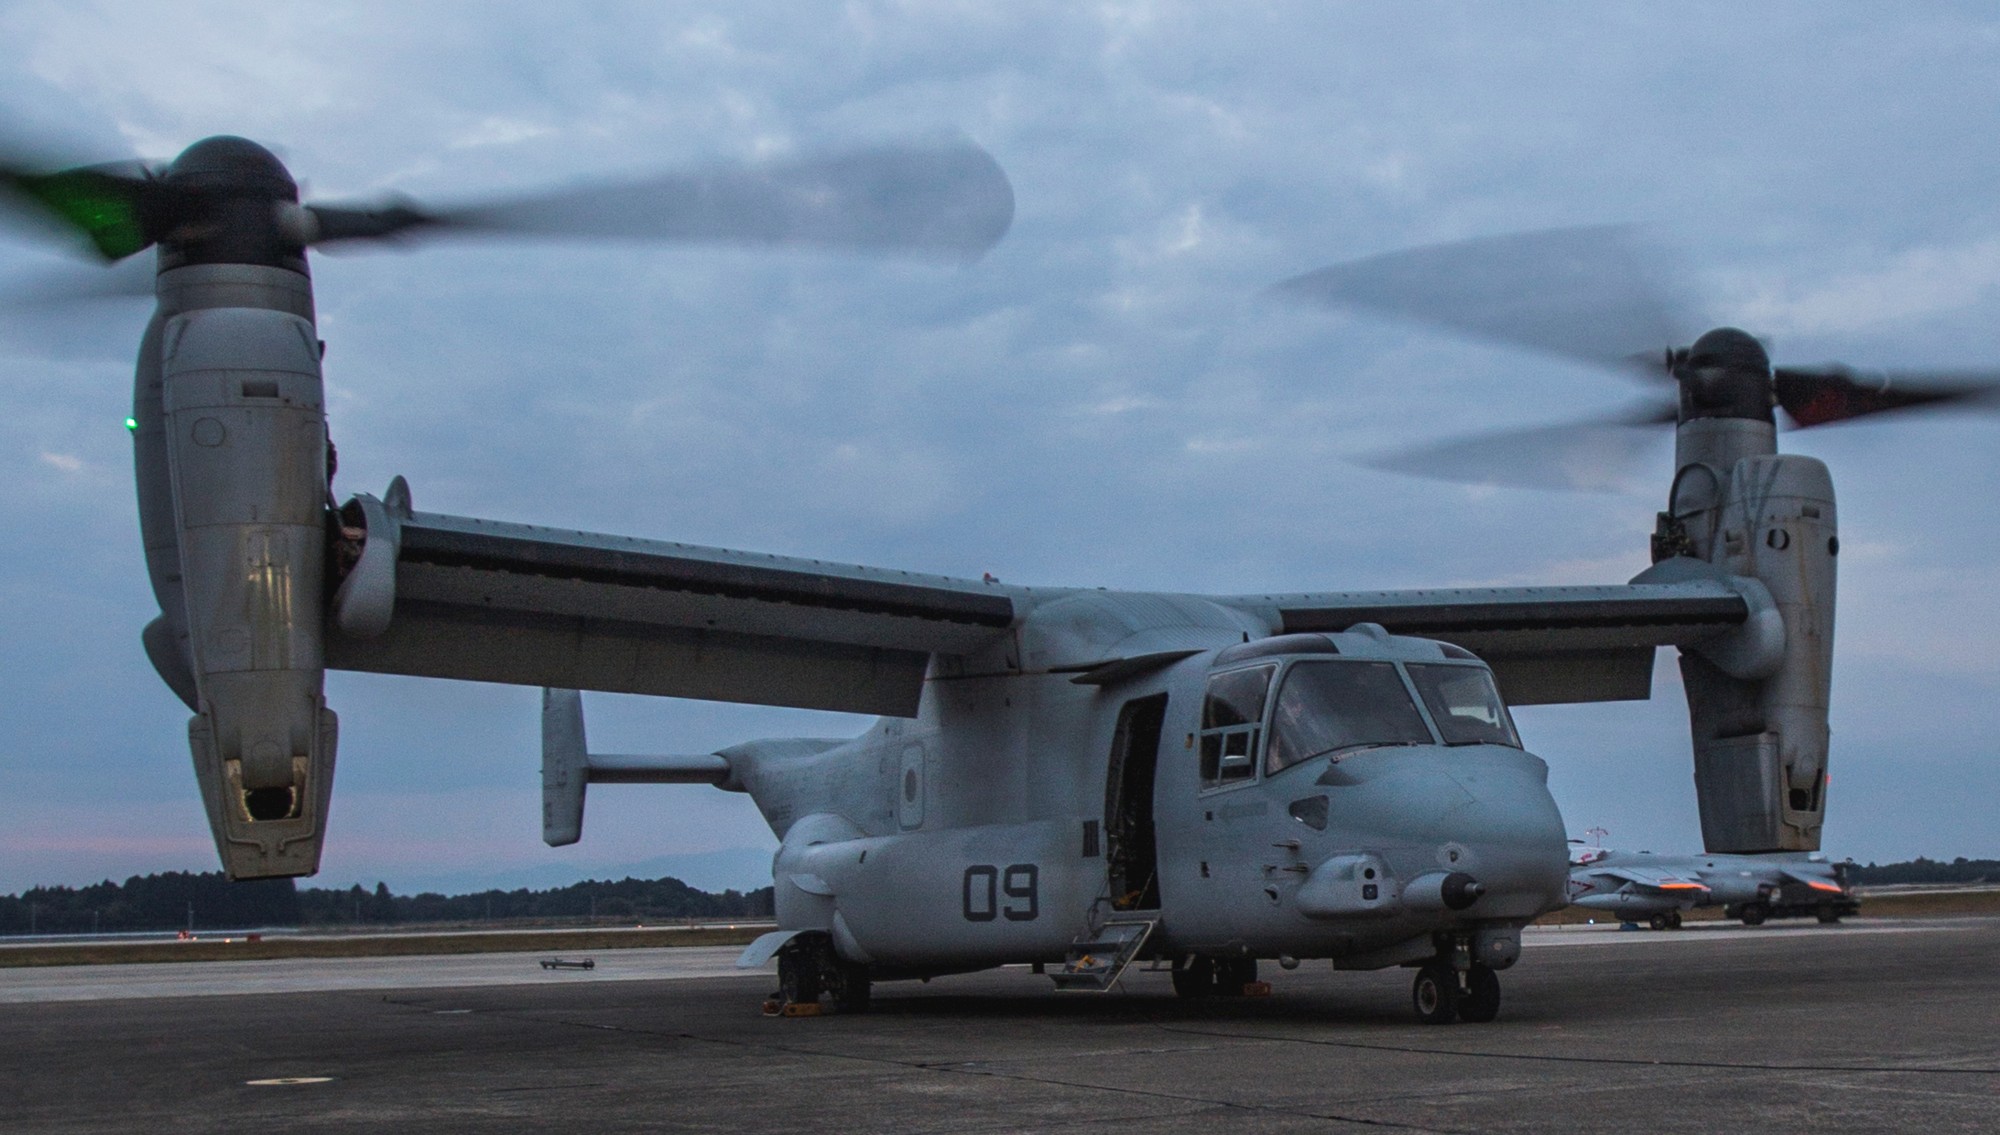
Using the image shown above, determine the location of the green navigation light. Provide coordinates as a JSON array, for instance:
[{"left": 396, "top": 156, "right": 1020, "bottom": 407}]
[{"left": 124, "top": 417, "right": 138, "bottom": 431}]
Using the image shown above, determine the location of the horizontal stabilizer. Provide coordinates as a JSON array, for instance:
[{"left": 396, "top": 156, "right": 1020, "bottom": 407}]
[
  {"left": 540, "top": 688, "right": 735, "bottom": 847},
  {"left": 581, "top": 751, "right": 732, "bottom": 784}
]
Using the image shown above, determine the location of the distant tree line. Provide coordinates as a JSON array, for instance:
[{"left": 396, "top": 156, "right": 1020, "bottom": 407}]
[
  {"left": 0, "top": 871, "right": 773, "bottom": 935},
  {"left": 0, "top": 872, "right": 300, "bottom": 935},
  {"left": 7, "top": 857, "right": 1988, "bottom": 935},
  {"left": 1846, "top": 857, "right": 2000, "bottom": 886}
]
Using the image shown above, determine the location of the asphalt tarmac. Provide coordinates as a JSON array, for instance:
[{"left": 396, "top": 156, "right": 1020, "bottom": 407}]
[{"left": 4, "top": 918, "right": 1996, "bottom": 1133}]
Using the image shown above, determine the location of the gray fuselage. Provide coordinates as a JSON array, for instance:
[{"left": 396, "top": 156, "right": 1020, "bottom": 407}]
[{"left": 729, "top": 605, "right": 1570, "bottom": 975}]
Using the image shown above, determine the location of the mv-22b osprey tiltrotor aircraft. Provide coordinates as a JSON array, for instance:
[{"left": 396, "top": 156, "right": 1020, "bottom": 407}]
[{"left": 7, "top": 139, "right": 1998, "bottom": 1024}]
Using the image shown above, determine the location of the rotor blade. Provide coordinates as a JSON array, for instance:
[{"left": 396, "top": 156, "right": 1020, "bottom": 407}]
[
  {"left": 0, "top": 156, "right": 158, "bottom": 261},
  {"left": 307, "top": 139, "right": 1015, "bottom": 261},
  {"left": 1773, "top": 364, "right": 2000, "bottom": 428},
  {"left": 0, "top": 253, "right": 155, "bottom": 307},
  {"left": 1273, "top": 225, "right": 1694, "bottom": 377},
  {"left": 1357, "top": 400, "right": 1678, "bottom": 492}
]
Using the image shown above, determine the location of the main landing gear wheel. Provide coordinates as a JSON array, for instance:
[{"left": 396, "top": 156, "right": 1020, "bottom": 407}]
[
  {"left": 775, "top": 933, "right": 871, "bottom": 1013},
  {"left": 776, "top": 947, "right": 824, "bottom": 1006},
  {"left": 1740, "top": 902, "right": 1770, "bottom": 926},
  {"left": 1411, "top": 962, "right": 1459, "bottom": 1025},
  {"left": 1172, "top": 956, "right": 1260, "bottom": 998},
  {"left": 1171, "top": 955, "right": 1216, "bottom": 999},
  {"left": 827, "top": 958, "right": 872, "bottom": 1012},
  {"left": 1816, "top": 908, "right": 1843, "bottom": 925},
  {"left": 1456, "top": 964, "right": 1501, "bottom": 1024},
  {"left": 1215, "top": 958, "right": 1259, "bottom": 996}
]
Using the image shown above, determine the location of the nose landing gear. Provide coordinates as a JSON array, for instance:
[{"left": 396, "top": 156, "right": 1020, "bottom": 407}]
[
  {"left": 1411, "top": 962, "right": 1456, "bottom": 1023},
  {"left": 1411, "top": 960, "right": 1501, "bottom": 1024},
  {"left": 1459, "top": 964, "right": 1501, "bottom": 1023}
]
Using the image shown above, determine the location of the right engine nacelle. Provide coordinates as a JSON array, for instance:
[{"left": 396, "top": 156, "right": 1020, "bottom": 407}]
[{"left": 1657, "top": 426, "right": 1837, "bottom": 853}]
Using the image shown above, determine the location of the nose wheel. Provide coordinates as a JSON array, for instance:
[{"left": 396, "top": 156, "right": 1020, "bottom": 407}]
[
  {"left": 1411, "top": 962, "right": 1457, "bottom": 1023},
  {"left": 1457, "top": 963, "right": 1501, "bottom": 1023},
  {"left": 1411, "top": 961, "right": 1501, "bottom": 1024}
]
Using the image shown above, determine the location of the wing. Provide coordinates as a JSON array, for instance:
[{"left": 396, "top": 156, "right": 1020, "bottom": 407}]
[
  {"left": 1594, "top": 865, "right": 1710, "bottom": 893},
  {"left": 1224, "top": 577, "right": 1755, "bottom": 704},
  {"left": 325, "top": 485, "right": 1758, "bottom": 715},
  {"left": 1777, "top": 865, "right": 1846, "bottom": 893},
  {"left": 325, "top": 491, "right": 1019, "bottom": 717}
]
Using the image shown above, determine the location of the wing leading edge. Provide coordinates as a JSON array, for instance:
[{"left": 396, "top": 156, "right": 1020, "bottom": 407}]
[{"left": 1225, "top": 578, "right": 1755, "bottom": 704}]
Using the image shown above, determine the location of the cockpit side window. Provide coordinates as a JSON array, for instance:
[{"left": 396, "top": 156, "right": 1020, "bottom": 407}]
[
  {"left": 1266, "top": 660, "right": 1434, "bottom": 774},
  {"left": 1406, "top": 663, "right": 1521, "bottom": 747},
  {"left": 1199, "top": 665, "right": 1274, "bottom": 788}
]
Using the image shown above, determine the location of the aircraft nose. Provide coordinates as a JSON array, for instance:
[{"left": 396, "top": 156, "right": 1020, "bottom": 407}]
[
  {"left": 1422, "top": 751, "right": 1569, "bottom": 917},
  {"left": 1333, "top": 747, "right": 1570, "bottom": 918}
]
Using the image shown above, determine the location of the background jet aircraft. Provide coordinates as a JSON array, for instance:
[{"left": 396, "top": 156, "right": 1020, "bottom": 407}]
[{"left": 1568, "top": 845, "right": 1857, "bottom": 929}]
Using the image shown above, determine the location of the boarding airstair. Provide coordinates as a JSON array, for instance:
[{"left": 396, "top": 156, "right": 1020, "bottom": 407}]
[{"left": 1050, "top": 918, "right": 1156, "bottom": 991}]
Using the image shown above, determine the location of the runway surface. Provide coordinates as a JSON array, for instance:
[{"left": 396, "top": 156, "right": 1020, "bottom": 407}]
[
  {"left": 0, "top": 944, "right": 754, "bottom": 1003},
  {"left": 4, "top": 917, "right": 1995, "bottom": 1133}
]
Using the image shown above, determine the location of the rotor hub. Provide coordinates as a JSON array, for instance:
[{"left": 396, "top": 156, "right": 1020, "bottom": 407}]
[
  {"left": 1676, "top": 327, "right": 1774, "bottom": 425},
  {"left": 153, "top": 135, "right": 308, "bottom": 274},
  {"left": 162, "top": 136, "right": 298, "bottom": 197}
]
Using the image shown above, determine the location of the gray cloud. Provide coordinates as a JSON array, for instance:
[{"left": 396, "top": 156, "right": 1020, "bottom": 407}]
[{"left": 5, "top": 2, "right": 2000, "bottom": 891}]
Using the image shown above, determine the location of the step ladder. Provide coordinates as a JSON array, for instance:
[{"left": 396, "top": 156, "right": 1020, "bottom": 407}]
[{"left": 1050, "top": 918, "right": 1156, "bottom": 992}]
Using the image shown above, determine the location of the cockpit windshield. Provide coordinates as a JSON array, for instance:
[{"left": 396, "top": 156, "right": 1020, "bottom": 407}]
[
  {"left": 1407, "top": 663, "right": 1520, "bottom": 747},
  {"left": 1265, "top": 660, "right": 1433, "bottom": 774}
]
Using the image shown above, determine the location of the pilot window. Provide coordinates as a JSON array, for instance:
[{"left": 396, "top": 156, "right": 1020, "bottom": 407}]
[
  {"left": 1266, "top": 660, "right": 1433, "bottom": 774},
  {"left": 1406, "top": 663, "right": 1521, "bottom": 747},
  {"left": 1199, "top": 665, "right": 1273, "bottom": 788}
]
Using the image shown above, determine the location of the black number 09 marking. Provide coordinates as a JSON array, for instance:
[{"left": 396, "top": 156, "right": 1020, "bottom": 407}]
[{"left": 962, "top": 864, "right": 1038, "bottom": 922}]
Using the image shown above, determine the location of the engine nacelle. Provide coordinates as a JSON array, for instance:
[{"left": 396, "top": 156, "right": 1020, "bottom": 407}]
[
  {"left": 160, "top": 305, "right": 338, "bottom": 879},
  {"left": 1659, "top": 416, "right": 1836, "bottom": 853}
]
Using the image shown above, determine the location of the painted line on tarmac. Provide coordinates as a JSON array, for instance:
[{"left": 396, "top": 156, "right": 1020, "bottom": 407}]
[
  {"left": 0, "top": 945, "right": 770, "bottom": 1005},
  {"left": 1524, "top": 917, "right": 1992, "bottom": 948}
]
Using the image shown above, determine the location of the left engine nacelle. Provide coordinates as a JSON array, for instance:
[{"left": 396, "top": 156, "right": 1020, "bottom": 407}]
[{"left": 160, "top": 306, "right": 337, "bottom": 879}]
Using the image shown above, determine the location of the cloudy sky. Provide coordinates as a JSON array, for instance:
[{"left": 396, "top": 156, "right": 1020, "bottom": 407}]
[{"left": 3, "top": 2, "right": 1999, "bottom": 895}]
